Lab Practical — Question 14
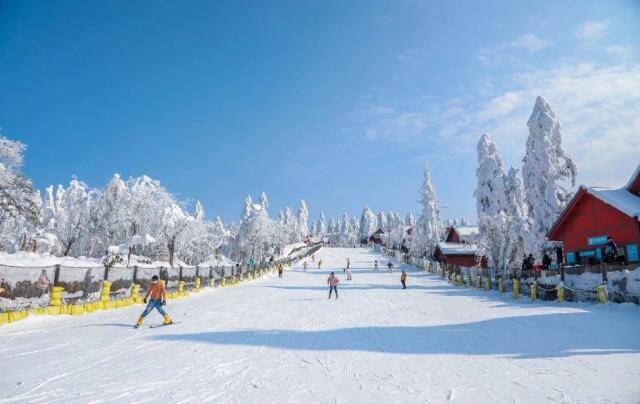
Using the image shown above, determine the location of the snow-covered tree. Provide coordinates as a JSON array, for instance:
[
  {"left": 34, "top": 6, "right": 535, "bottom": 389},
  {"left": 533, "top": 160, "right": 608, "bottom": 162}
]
[
  {"left": 475, "top": 134, "right": 509, "bottom": 269},
  {"left": 295, "top": 200, "right": 308, "bottom": 241},
  {"left": 51, "top": 179, "right": 93, "bottom": 256},
  {"left": 405, "top": 211, "right": 414, "bottom": 227},
  {"left": 328, "top": 217, "right": 335, "bottom": 235},
  {"left": 193, "top": 200, "right": 205, "bottom": 222},
  {"left": 310, "top": 220, "right": 318, "bottom": 236},
  {"left": 522, "top": 96, "right": 577, "bottom": 258},
  {"left": 504, "top": 167, "right": 529, "bottom": 268},
  {"left": 475, "top": 134, "right": 530, "bottom": 270},
  {"left": 259, "top": 191, "right": 269, "bottom": 212},
  {"left": 377, "top": 211, "right": 387, "bottom": 231},
  {"left": 359, "top": 206, "right": 377, "bottom": 242},
  {"left": 318, "top": 212, "right": 326, "bottom": 235},
  {"left": 409, "top": 164, "right": 440, "bottom": 257},
  {"left": 91, "top": 174, "right": 129, "bottom": 256}
]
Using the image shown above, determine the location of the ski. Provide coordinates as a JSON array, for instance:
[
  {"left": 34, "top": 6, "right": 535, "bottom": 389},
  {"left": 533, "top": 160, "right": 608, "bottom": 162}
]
[{"left": 149, "top": 321, "right": 181, "bottom": 329}]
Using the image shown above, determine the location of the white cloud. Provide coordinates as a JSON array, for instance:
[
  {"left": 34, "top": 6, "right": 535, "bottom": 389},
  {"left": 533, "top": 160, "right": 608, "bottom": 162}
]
[
  {"left": 365, "top": 112, "right": 430, "bottom": 141},
  {"left": 477, "top": 33, "right": 550, "bottom": 65},
  {"left": 510, "top": 34, "right": 551, "bottom": 52},
  {"left": 604, "top": 44, "right": 634, "bottom": 56},
  {"left": 360, "top": 61, "right": 640, "bottom": 189},
  {"left": 575, "top": 20, "right": 610, "bottom": 44}
]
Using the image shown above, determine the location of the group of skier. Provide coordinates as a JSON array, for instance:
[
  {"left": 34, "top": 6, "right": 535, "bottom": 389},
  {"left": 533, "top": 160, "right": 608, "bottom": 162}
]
[
  {"left": 325, "top": 257, "right": 407, "bottom": 299},
  {"left": 135, "top": 253, "right": 408, "bottom": 326}
]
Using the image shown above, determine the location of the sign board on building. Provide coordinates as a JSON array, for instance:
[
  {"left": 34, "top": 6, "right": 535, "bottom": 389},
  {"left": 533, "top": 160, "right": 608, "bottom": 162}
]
[
  {"left": 627, "top": 244, "right": 639, "bottom": 262},
  {"left": 587, "top": 235, "right": 608, "bottom": 246}
]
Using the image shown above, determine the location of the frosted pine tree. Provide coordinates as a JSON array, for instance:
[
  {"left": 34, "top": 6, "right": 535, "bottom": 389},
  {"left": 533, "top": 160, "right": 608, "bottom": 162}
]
[
  {"left": 475, "top": 134, "right": 509, "bottom": 269},
  {"left": 259, "top": 191, "right": 269, "bottom": 212},
  {"left": 377, "top": 211, "right": 387, "bottom": 231},
  {"left": 318, "top": 212, "right": 326, "bottom": 235},
  {"left": 340, "top": 212, "right": 351, "bottom": 245},
  {"left": 193, "top": 200, "right": 205, "bottom": 222},
  {"left": 504, "top": 167, "right": 530, "bottom": 268},
  {"left": 522, "top": 96, "right": 577, "bottom": 258},
  {"left": 327, "top": 217, "right": 335, "bottom": 235},
  {"left": 405, "top": 211, "right": 414, "bottom": 227},
  {"left": 310, "top": 220, "right": 318, "bottom": 236},
  {"left": 296, "top": 200, "right": 308, "bottom": 241},
  {"left": 409, "top": 164, "right": 441, "bottom": 257},
  {"left": 359, "top": 205, "right": 377, "bottom": 242}
]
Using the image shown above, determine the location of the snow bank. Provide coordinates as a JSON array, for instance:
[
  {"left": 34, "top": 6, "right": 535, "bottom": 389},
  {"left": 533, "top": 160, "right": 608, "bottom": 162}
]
[{"left": 0, "top": 252, "right": 102, "bottom": 268}]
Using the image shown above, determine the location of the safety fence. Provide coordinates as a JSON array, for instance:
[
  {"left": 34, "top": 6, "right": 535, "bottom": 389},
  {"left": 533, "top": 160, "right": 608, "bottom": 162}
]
[
  {"left": 377, "top": 247, "right": 640, "bottom": 305},
  {"left": 0, "top": 243, "right": 323, "bottom": 325}
]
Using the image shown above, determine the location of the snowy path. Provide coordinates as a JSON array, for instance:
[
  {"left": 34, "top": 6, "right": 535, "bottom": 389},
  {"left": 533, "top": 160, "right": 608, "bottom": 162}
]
[{"left": 1, "top": 247, "right": 640, "bottom": 403}]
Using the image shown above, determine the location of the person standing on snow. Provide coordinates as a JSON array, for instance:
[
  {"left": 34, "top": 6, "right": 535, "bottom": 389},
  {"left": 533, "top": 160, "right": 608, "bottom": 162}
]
[
  {"left": 387, "top": 261, "right": 393, "bottom": 273},
  {"left": 278, "top": 263, "right": 284, "bottom": 278},
  {"left": 374, "top": 260, "right": 379, "bottom": 271},
  {"left": 400, "top": 270, "right": 407, "bottom": 289},
  {"left": 135, "top": 275, "right": 171, "bottom": 328},
  {"left": 327, "top": 272, "right": 339, "bottom": 299},
  {"left": 346, "top": 267, "right": 352, "bottom": 280},
  {"left": 344, "top": 258, "right": 350, "bottom": 274},
  {"left": 317, "top": 259, "right": 323, "bottom": 269},
  {"left": 303, "top": 261, "right": 308, "bottom": 271},
  {"left": 542, "top": 251, "right": 552, "bottom": 270}
]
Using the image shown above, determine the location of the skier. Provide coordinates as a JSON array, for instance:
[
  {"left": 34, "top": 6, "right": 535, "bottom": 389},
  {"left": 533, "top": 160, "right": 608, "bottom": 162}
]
[
  {"left": 327, "top": 272, "right": 339, "bottom": 299},
  {"left": 346, "top": 267, "right": 352, "bottom": 280},
  {"left": 303, "top": 261, "right": 308, "bottom": 271},
  {"left": 400, "top": 270, "right": 407, "bottom": 289},
  {"left": 387, "top": 261, "right": 393, "bottom": 273},
  {"left": 605, "top": 237, "right": 619, "bottom": 263},
  {"left": 135, "top": 275, "right": 171, "bottom": 328},
  {"left": 317, "top": 259, "right": 322, "bottom": 269},
  {"left": 278, "top": 263, "right": 284, "bottom": 278},
  {"left": 374, "top": 260, "right": 379, "bottom": 271}
]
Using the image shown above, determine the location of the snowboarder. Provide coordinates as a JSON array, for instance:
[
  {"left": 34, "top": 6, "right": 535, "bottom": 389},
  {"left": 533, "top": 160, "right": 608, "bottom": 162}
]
[
  {"left": 327, "top": 272, "right": 339, "bottom": 299},
  {"left": 387, "top": 261, "right": 393, "bottom": 273},
  {"left": 374, "top": 260, "right": 379, "bottom": 271},
  {"left": 278, "top": 263, "right": 284, "bottom": 278},
  {"left": 346, "top": 267, "right": 352, "bottom": 280},
  {"left": 135, "top": 275, "right": 172, "bottom": 328},
  {"left": 400, "top": 270, "right": 407, "bottom": 289},
  {"left": 317, "top": 259, "right": 322, "bottom": 269}
]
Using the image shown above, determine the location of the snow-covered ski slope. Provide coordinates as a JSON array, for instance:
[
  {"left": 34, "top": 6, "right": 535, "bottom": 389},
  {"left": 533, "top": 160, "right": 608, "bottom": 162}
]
[{"left": 2, "top": 247, "right": 640, "bottom": 403}]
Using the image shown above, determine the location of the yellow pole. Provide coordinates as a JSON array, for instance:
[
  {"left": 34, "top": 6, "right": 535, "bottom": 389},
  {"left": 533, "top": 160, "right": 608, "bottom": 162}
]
[
  {"left": 530, "top": 281, "right": 537, "bottom": 301},
  {"left": 597, "top": 285, "right": 607, "bottom": 304},
  {"left": 498, "top": 277, "right": 504, "bottom": 293},
  {"left": 512, "top": 279, "right": 520, "bottom": 299},
  {"left": 556, "top": 283, "right": 564, "bottom": 303}
]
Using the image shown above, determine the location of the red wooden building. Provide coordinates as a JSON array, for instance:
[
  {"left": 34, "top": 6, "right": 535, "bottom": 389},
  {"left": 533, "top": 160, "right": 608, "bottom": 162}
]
[
  {"left": 548, "top": 164, "right": 640, "bottom": 264},
  {"left": 433, "top": 225, "right": 487, "bottom": 267}
]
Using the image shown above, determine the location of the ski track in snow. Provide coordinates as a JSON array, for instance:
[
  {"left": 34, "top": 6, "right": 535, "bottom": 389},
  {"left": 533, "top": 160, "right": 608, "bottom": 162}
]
[{"left": 1, "top": 247, "right": 640, "bottom": 403}]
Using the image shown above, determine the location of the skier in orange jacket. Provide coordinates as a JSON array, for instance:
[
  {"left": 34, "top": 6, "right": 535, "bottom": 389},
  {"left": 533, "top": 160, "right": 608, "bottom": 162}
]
[{"left": 135, "top": 275, "right": 172, "bottom": 328}]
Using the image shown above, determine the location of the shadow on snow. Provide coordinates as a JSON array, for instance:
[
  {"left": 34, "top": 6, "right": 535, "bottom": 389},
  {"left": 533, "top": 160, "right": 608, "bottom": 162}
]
[{"left": 149, "top": 311, "right": 640, "bottom": 359}]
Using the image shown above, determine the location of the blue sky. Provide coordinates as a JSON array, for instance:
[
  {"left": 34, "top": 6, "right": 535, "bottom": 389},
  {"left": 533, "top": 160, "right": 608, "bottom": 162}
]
[{"left": 1, "top": 0, "right": 638, "bottom": 224}]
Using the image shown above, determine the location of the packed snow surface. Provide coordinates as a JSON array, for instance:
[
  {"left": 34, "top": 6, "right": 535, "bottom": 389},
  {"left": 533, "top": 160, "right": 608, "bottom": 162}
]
[{"left": 1, "top": 247, "right": 640, "bottom": 403}]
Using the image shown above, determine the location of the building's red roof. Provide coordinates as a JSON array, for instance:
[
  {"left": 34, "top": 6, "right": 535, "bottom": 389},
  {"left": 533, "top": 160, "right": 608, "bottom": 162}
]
[{"left": 548, "top": 164, "right": 640, "bottom": 239}]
